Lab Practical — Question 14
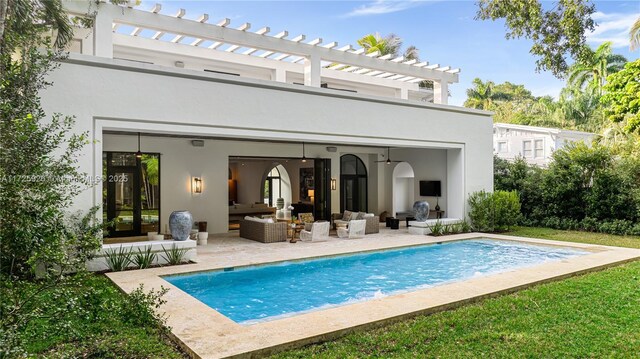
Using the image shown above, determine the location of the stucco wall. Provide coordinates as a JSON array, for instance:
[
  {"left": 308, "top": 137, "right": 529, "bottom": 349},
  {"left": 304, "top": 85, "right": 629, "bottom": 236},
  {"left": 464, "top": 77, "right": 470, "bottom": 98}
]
[{"left": 40, "top": 55, "right": 493, "bottom": 235}]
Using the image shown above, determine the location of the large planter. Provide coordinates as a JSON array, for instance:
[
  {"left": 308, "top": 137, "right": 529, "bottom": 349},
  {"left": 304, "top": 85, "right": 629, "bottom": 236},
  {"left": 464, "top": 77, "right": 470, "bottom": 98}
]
[
  {"left": 413, "top": 201, "right": 430, "bottom": 222},
  {"left": 169, "top": 210, "right": 193, "bottom": 241}
]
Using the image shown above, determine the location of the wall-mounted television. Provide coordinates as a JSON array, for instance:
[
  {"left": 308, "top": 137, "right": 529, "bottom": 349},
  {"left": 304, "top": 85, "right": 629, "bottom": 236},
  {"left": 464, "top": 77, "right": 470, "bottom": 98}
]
[{"left": 419, "top": 181, "right": 441, "bottom": 197}]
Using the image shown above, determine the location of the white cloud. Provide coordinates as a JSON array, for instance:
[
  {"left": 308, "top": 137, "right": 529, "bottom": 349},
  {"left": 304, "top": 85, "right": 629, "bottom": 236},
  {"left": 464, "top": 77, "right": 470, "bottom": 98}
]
[
  {"left": 343, "top": 0, "right": 429, "bottom": 17},
  {"left": 587, "top": 11, "right": 639, "bottom": 48}
]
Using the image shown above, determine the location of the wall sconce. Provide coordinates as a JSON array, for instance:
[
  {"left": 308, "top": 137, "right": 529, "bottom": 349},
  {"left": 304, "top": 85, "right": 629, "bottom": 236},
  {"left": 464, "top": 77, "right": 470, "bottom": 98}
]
[
  {"left": 192, "top": 176, "right": 203, "bottom": 194},
  {"left": 331, "top": 178, "right": 337, "bottom": 190}
]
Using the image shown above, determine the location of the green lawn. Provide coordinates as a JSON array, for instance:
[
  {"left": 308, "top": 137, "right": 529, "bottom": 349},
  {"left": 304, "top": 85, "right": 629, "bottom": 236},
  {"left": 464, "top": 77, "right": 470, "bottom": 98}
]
[
  {"left": 272, "top": 227, "right": 640, "bottom": 358},
  {"left": 504, "top": 226, "right": 640, "bottom": 249},
  {"left": 20, "top": 275, "right": 186, "bottom": 358}
]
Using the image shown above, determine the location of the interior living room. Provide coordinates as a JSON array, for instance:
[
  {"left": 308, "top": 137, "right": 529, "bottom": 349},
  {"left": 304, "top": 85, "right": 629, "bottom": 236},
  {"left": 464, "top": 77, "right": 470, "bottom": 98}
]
[{"left": 228, "top": 156, "right": 319, "bottom": 229}]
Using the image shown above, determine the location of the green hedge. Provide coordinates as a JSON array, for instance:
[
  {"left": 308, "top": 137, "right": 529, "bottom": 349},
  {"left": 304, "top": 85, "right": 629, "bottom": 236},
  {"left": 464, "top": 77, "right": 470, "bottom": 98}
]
[
  {"left": 468, "top": 190, "right": 521, "bottom": 232},
  {"left": 494, "top": 142, "right": 640, "bottom": 235}
]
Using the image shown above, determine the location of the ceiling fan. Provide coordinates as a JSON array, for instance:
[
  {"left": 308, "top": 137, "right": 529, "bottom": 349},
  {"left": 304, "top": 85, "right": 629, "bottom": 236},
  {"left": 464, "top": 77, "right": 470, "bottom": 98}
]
[{"left": 376, "top": 147, "right": 402, "bottom": 165}]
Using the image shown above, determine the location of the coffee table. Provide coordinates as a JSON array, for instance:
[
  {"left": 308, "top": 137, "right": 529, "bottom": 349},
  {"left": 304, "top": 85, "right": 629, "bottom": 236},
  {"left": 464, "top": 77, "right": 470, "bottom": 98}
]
[{"left": 289, "top": 223, "right": 305, "bottom": 243}]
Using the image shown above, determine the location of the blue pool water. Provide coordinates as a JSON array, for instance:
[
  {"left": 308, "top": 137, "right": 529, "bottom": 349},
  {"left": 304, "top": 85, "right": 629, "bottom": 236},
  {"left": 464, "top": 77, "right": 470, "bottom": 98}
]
[{"left": 164, "top": 239, "right": 587, "bottom": 324}]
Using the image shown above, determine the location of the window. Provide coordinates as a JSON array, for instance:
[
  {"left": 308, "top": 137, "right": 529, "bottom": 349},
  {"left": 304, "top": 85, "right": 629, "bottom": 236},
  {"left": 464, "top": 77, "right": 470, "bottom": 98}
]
[
  {"left": 522, "top": 140, "right": 533, "bottom": 158},
  {"left": 497, "top": 141, "right": 508, "bottom": 153},
  {"left": 534, "top": 139, "right": 544, "bottom": 158}
]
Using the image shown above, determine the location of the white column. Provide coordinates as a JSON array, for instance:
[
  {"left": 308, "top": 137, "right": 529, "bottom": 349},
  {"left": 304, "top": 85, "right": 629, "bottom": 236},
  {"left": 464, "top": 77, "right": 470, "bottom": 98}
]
[
  {"left": 303, "top": 55, "right": 321, "bottom": 87},
  {"left": 273, "top": 68, "right": 287, "bottom": 83},
  {"left": 433, "top": 81, "right": 448, "bottom": 105},
  {"left": 396, "top": 87, "right": 409, "bottom": 100},
  {"left": 93, "top": 5, "right": 113, "bottom": 58}
]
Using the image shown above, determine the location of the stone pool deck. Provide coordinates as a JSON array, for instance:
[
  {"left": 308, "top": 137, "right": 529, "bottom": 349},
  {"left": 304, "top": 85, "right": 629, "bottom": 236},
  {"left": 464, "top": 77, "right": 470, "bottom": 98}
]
[{"left": 106, "top": 228, "right": 640, "bottom": 358}]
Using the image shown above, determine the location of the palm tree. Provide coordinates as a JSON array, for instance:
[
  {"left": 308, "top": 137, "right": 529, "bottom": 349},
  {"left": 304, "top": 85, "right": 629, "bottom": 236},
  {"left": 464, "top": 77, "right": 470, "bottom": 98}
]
[
  {"left": 567, "top": 42, "right": 627, "bottom": 96},
  {"left": 631, "top": 17, "right": 640, "bottom": 51},
  {"left": 557, "top": 88, "right": 603, "bottom": 131},
  {"left": 357, "top": 32, "right": 402, "bottom": 56},
  {"left": 463, "top": 78, "right": 511, "bottom": 110},
  {"left": 403, "top": 45, "right": 419, "bottom": 60},
  {"left": 0, "top": 0, "right": 73, "bottom": 50}
]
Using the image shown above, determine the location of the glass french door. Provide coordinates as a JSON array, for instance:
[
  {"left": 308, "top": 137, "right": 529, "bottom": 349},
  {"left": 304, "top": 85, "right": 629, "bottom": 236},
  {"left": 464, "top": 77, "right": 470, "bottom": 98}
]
[
  {"left": 103, "top": 152, "right": 160, "bottom": 237},
  {"left": 341, "top": 176, "right": 367, "bottom": 212},
  {"left": 340, "top": 155, "right": 368, "bottom": 212},
  {"left": 313, "top": 158, "right": 331, "bottom": 221}
]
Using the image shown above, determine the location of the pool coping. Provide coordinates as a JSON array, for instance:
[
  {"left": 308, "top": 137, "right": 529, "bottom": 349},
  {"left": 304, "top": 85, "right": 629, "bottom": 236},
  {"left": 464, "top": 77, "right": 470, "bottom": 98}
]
[{"left": 106, "top": 232, "right": 640, "bottom": 358}]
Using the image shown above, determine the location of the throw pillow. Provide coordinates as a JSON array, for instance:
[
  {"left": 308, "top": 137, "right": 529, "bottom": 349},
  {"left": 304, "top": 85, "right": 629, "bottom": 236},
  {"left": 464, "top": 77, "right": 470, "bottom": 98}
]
[
  {"left": 350, "top": 212, "right": 360, "bottom": 221},
  {"left": 343, "top": 210, "right": 352, "bottom": 221},
  {"left": 356, "top": 212, "right": 365, "bottom": 220}
]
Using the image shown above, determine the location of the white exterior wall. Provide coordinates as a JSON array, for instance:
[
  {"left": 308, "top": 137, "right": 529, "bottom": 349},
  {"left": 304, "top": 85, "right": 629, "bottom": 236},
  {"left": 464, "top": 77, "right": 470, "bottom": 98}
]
[
  {"left": 493, "top": 124, "right": 594, "bottom": 166},
  {"left": 40, "top": 55, "right": 493, "bottom": 235}
]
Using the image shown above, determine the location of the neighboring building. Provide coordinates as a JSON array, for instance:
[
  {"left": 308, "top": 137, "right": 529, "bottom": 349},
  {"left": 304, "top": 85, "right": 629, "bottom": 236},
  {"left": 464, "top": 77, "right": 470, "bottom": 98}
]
[
  {"left": 493, "top": 123, "right": 595, "bottom": 166},
  {"left": 42, "top": 1, "right": 493, "bottom": 243}
]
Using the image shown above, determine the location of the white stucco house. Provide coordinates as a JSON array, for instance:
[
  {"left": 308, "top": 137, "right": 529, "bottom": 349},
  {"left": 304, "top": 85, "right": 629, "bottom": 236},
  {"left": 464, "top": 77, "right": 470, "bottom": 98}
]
[
  {"left": 493, "top": 123, "right": 595, "bottom": 167},
  {"left": 42, "top": 1, "right": 493, "bottom": 256}
]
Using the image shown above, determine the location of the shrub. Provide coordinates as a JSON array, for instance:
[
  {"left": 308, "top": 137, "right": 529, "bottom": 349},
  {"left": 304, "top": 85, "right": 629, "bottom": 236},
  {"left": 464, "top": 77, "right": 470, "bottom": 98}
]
[
  {"left": 468, "top": 190, "right": 521, "bottom": 232},
  {"left": 104, "top": 246, "right": 133, "bottom": 272},
  {"left": 493, "top": 143, "right": 640, "bottom": 234},
  {"left": 581, "top": 217, "right": 599, "bottom": 232},
  {"left": 598, "top": 220, "right": 633, "bottom": 236},
  {"left": 428, "top": 221, "right": 445, "bottom": 236},
  {"left": 459, "top": 220, "right": 472, "bottom": 233},
  {"left": 493, "top": 191, "right": 521, "bottom": 231},
  {"left": 133, "top": 246, "right": 157, "bottom": 269},
  {"left": 468, "top": 191, "right": 494, "bottom": 232},
  {"left": 121, "top": 284, "right": 169, "bottom": 328},
  {"left": 161, "top": 245, "right": 190, "bottom": 265}
]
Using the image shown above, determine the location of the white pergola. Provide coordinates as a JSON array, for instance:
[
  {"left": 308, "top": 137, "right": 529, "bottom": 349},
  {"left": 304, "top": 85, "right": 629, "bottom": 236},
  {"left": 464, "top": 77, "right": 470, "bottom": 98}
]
[{"left": 64, "top": 1, "right": 460, "bottom": 104}]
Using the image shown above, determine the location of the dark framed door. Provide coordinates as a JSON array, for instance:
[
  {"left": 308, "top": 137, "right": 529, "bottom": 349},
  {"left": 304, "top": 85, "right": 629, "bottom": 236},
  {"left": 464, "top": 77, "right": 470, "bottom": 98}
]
[
  {"left": 313, "top": 158, "right": 331, "bottom": 220},
  {"left": 340, "top": 155, "right": 368, "bottom": 212},
  {"left": 104, "top": 152, "right": 160, "bottom": 237}
]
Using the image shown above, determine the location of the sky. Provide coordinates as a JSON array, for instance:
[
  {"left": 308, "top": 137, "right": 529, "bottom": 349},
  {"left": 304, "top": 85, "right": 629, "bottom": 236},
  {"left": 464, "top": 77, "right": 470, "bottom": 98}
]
[{"left": 138, "top": 0, "right": 640, "bottom": 106}]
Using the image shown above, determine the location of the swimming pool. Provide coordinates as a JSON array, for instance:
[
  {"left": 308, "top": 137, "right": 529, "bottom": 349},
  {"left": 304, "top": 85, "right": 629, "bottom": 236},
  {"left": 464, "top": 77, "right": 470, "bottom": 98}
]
[{"left": 164, "top": 238, "right": 587, "bottom": 324}]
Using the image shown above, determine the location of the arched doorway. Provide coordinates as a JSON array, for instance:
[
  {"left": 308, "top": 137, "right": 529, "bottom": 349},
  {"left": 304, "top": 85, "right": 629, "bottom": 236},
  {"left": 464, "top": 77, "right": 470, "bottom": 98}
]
[
  {"left": 392, "top": 162, "right": 415, "bottom": 217},
  {"left": 340, "top": 154, "right": 367, "bottom": 212},
  {"left": 262, "top": 164, "right": 292, "bottom": 208}
]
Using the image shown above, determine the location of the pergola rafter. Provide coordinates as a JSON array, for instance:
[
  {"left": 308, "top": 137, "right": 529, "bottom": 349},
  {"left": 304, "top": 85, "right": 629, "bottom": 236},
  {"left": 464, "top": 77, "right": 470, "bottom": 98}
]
[{"left": 64, "top": 1, "right": 460, "bottom": 104}]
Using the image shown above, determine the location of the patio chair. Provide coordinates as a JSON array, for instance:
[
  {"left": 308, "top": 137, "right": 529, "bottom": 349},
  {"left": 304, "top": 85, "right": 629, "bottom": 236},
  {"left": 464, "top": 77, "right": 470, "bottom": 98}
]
[
  {"left": 337, "top": 219, "right": 366, "bottom": 239},
  {"left": 300, "top": 221, "right": 330, "bottom": 242}
]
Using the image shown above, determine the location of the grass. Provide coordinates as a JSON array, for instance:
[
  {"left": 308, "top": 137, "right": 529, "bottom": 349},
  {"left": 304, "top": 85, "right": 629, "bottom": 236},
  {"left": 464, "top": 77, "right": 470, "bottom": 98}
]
[
  {"left": 20, "top": 275, "right": 185, "bottom": 358},
  {"left": 504, "top": 226, "right": 640, "bottom": 249},
  {"left": 272, "top": 227, "right": 640, "bottom": 358}
]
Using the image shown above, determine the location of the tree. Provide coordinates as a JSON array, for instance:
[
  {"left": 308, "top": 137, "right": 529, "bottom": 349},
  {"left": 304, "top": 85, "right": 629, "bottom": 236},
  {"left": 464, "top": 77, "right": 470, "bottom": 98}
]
[
  {"left": 567, "top": 42, "right": 627, "bottom": 96},
  {"left": 631, "top": 16, "right": 640, "bottom": 51},
  {"left": 557, "top": 87, "right": 604, "bottom": 131},
  {"left": 476, "top": 0, "right": 596, "bottom": 77},
  {"left": 356, "top": 33, "right": 431, "bottom": 89},
  {"left": 357, "top": 32, "right": 402, "bottom": 56},
  {"left": 600, "top": 59, "right": 640, "bottom": 133},
  {"left": 0, "top": 0, "right": 104, "bottom": 353},
  {"left": 0, "top": 0, "right": 73, "bottom": 56},
  {"left": 403, "top": 45, "right": 419, "bottom": 60},
  {"left": 463, "top": 78, "right": 512, "bottom": 110}
]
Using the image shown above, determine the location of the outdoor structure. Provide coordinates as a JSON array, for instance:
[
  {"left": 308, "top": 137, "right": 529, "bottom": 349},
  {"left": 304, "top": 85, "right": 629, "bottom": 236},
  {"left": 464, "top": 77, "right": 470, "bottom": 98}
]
[
  {"left": 42, "top": 1, "right": 493, "bottom": 243},
  {"left": 493, "top": 123, "right": 595, "bottom": 167}
]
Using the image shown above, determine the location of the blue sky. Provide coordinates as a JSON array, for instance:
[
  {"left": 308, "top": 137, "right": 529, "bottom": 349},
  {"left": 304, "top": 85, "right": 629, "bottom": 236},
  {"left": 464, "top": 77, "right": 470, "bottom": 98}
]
[{"left": 140, "top": 1, "right": 640, "bottom": 106}]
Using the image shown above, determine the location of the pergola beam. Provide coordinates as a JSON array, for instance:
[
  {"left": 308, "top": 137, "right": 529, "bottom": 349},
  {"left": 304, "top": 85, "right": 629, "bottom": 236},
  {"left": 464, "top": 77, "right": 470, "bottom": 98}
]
[{"left": 65, "top": 2, "right": 459, "bottom": 83}]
